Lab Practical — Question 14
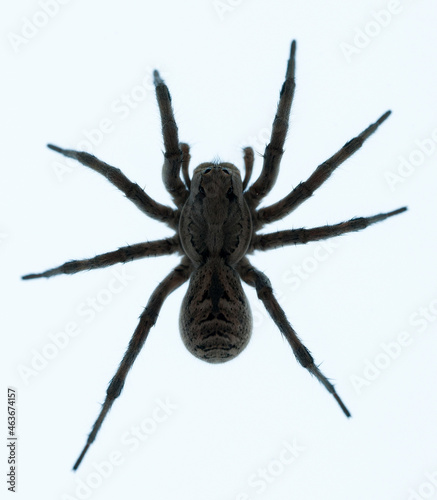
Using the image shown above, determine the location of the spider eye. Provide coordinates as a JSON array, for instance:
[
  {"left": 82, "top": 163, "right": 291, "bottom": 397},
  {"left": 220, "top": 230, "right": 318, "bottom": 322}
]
[
  {"left": 199, "top": 185, "right": 205, "bottom": 195},
  {"left": 226, "top": 186, "right": 234, "bottom": 199},
  {"left": 203, "top": 167, "right": 211, "bottom": 174}
]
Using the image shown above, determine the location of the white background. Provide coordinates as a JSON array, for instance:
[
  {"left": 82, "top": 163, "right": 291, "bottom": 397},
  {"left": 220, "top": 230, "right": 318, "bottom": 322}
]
[{"left": 2, "top": 1, "right": 437, "bottom": 499}]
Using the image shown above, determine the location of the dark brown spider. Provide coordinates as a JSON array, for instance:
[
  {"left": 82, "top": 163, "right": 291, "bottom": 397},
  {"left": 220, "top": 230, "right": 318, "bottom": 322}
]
[{"left": 23, "top": 40, "right": 406, "bottom": 470}]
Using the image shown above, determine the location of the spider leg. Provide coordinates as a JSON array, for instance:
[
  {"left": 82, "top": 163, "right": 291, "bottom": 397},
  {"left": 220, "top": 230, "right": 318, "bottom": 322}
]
[
  {"left": 256, "top": 111, "right": 392, "bottom": 228},
  {"left": 72, "top": 257, "right": 192, "bottom": 470},
  {"left": 153, "top": 70, "right": 189, "bottom": 208},
  {"left": 245, "top": 40, "right": 296, "bottom": 209},
  {"left": 21, "top": 237, "right": 179, "bottom": 280},
  {"left": 237, "top": 257, "right": 351, "bottom": 417},
  {"left": 242, "top": 147, "right": 254, "bottom": 191},
  {"left": 252, "top": 207, "right": 407, "bottom": 251},
  {"left": 47, "top": 145, "right": 177, "bottom": 228},
  {"left": 180, "top": 142, "right": 191, "bottom": 189}
]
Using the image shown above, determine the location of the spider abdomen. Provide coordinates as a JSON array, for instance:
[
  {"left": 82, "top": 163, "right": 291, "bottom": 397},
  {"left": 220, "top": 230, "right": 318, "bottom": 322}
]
[{"left": 180, "top": 258, "right": 252, "bottom": 363}]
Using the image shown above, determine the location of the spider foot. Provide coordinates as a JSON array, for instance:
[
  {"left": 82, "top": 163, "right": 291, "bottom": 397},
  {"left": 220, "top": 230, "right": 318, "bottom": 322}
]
[{"left": 309, "top": 364, "right": 351, "bottom": 418}]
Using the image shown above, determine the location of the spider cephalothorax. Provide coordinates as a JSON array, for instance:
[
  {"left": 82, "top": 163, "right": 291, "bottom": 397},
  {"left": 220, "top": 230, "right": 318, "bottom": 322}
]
[
  {"left": 23, "top": 40, "right": 406, "bottom": 470},
  {"left": 179, "top": 163, "right": 252, "bottom": 266}
]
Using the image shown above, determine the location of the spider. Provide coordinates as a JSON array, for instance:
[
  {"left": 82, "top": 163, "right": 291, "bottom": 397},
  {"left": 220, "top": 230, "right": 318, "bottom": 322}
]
[{"left": 23, "top": 40, "right": 406, "bottom": 470}]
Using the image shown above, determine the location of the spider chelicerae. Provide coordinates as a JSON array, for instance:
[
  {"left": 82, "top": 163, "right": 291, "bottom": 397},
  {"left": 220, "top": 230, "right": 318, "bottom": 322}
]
[{"left": 23, "top": 40, "right": 406, "bottom": 470}]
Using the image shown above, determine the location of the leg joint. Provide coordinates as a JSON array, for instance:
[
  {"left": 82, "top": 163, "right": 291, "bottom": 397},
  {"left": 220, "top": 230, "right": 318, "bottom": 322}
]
[
  {"left": 107, "top": 375, "right": 125, "bottom": 399},
  {"left": 297, "top": 181, "right": 313, "bottom": 198},
  {"left": 294, "top": 344, "right": 314, "bottom": 368},
  {"left": 254, "top": 272, "right": 273, "bottom": 299},
  {"left": 343, "top": 136, "right": 363, "bottom": 154}
]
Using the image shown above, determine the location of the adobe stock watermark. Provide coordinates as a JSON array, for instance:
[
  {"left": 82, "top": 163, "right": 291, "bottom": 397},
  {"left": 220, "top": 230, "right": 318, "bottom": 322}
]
[
  {"left": 17, "top": 267, "right": 134, "bottom": 385},
  {"left": 407, "top": 468, "right": 437, "bottom": 500},
  {"left": 281, "top": 239, "right": 339, "bottom": 293},
  {"left": 350, "top": 294, "right": 437, "bottom": 394},
  {"left": 213, "top": 0, "right": 246, "bottom": 21},
  {"left": 7, "top": 0, "right": 73, "bottom": 53},
  {"left": 250, "top": 240, "right": 339, "bottom": 328},
  {"left": 51, "top": 68, "right": 155, "bottom": 182},
  {"left": 339, "top": 0, "right": 404, "bottom": 63},
  {"left": 233, "top": 439, "right": 306, "bottom": 499},
  {"left": 61, "top": 397, "right": 178, "bottom": 500},
  {"left": 238, "top": 127, "right": 270, "bottom": 154},
  {"left": 384, "top": 127, "right": 437, "bottom": 191}
]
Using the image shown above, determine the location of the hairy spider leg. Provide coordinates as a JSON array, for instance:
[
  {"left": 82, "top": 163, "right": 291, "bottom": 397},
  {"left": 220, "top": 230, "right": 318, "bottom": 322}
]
[
  {"left": 256, "top": 111, "right": 393, "bottom": 228},
  {"left": 237, "top": 257, "right": 351, "bottom": 417},
  {"left": 252, "top": 207, "right": 407, "bottom": 251},
  {"left": 22, "top": 238, "right": 179, "bottom": 280},
  {"left": 153, "top": 70, "right": 189, "bottom": 208},
  {"left": 46, "top": 144, "right": 177, "bottom": 228},
  {"left": 72, "top": 258, "right": 192, "bottom": 470},
  {"left": 246, "top": 40, "right": 296, "bottom": 208}
]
